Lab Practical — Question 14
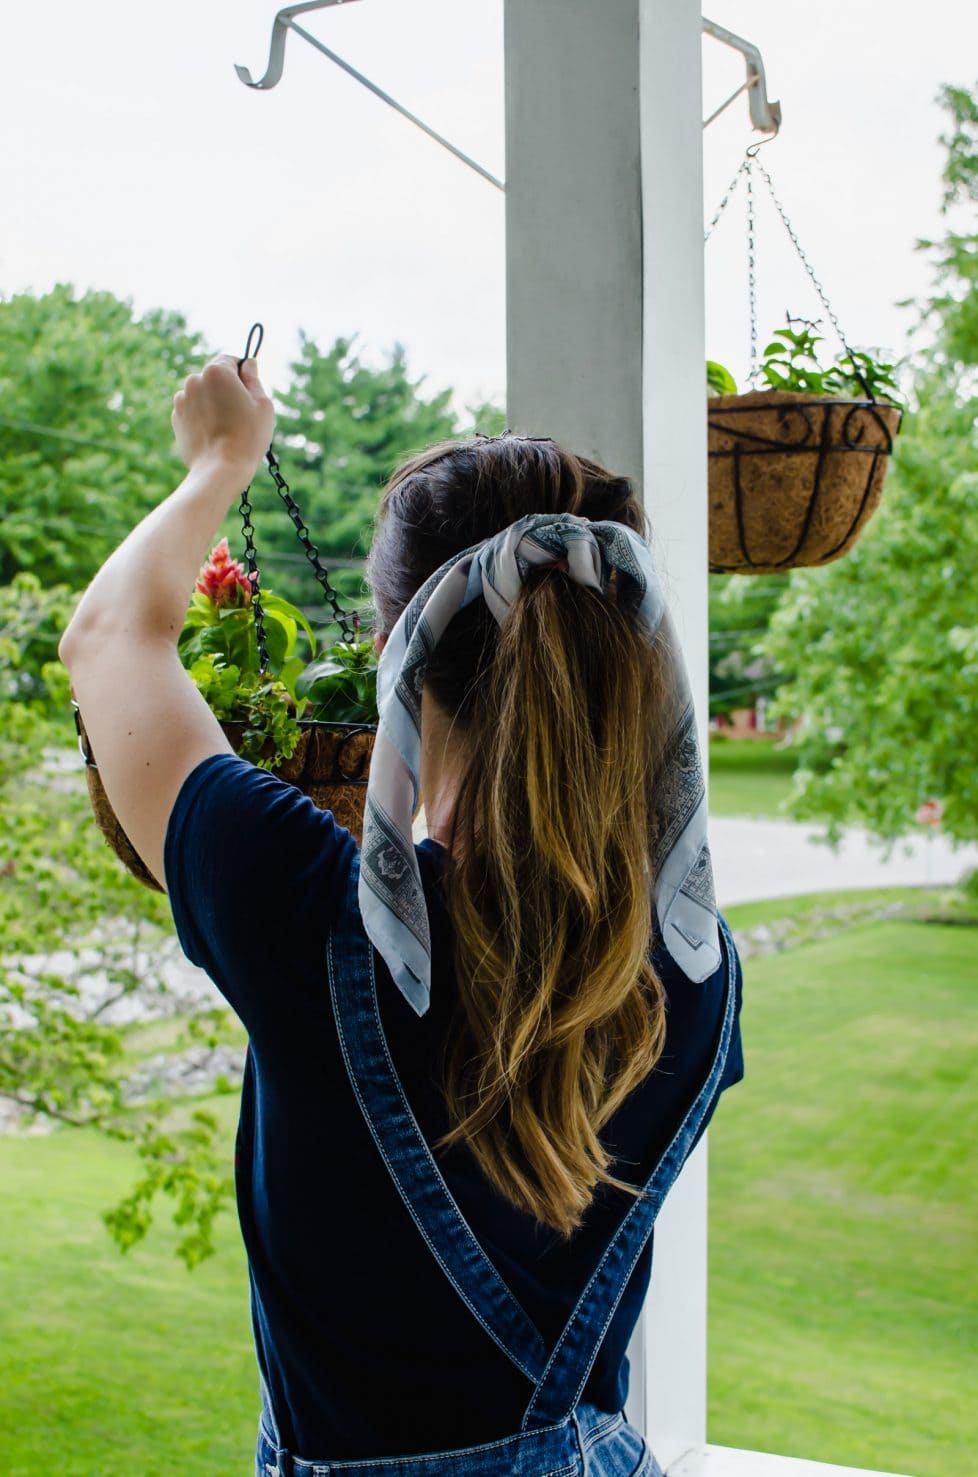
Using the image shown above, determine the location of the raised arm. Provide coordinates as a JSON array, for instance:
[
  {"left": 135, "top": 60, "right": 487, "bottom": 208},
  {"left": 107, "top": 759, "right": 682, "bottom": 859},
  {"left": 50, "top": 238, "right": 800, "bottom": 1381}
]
[{"left": 58, "top": 354, "right": 275, "bottom": 889}]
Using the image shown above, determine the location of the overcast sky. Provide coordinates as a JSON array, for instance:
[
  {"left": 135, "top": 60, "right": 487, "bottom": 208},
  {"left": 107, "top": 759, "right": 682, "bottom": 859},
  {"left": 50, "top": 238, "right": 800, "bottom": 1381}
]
[{"left": 4, "top": 1, "right": 976, "bottom": 412}]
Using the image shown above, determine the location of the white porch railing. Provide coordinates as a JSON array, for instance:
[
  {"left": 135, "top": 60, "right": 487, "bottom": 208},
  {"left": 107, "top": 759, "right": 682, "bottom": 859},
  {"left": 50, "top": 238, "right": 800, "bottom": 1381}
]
[{"left": 668, "top": 1448, "right": 912, "bottom": 1477}]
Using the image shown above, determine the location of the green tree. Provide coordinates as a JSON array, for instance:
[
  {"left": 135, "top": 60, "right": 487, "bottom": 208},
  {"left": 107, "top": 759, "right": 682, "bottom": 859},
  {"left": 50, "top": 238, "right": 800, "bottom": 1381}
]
[
  {"left": 0, "top": 284, "right": 205, "bottom": 587},
  {"left": 228, "top": 335, "right": 461, "bottom": 623},
  {"left": 709, "top": 573, "right": 789, "bottom": 719},
  {"left": 762, "top": 83, "right": 978, "bottom": 843},
  {"left": 0, "top": 572, "right": 77, "bottom": 705},
  {"left": 0, "top": 671, "right": 236, "bottom": 1267}
]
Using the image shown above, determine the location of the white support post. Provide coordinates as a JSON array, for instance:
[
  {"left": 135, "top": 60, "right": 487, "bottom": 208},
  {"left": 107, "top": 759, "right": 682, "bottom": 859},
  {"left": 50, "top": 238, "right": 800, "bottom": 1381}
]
[
  {"left": 504, "top": 1, "right": 709, "bottom": 1469},
  {"left": 503, "top": 0, "right": 644, "bottom": 484},
  {"left": 634, "top": 1, "right": 710, "bottom": 1469}
]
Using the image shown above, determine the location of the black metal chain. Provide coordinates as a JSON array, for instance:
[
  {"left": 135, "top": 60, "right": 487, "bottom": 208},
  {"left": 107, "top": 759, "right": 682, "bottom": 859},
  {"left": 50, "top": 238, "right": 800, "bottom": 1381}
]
[
  {"left": 263, "top": 446, "right": 359, "bottom": 647},
  {"left": 236, "top": 323, "right": 360, "bottom": 672},
  {"left": 237, "top": 478, "right": 269, "bottom": 669}
]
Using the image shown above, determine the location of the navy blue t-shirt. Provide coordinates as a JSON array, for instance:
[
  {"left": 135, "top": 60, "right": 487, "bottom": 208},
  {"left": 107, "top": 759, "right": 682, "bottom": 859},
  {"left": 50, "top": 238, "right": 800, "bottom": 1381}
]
[{"left": 164, "top": 753, "right": 743, "bottom": 1461}]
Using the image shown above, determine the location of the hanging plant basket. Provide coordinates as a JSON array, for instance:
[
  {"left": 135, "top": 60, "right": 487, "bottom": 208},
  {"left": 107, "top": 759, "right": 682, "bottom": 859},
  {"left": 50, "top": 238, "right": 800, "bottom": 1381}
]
[
  {"left": 705, "top": 153, "right": 906, "bottom": 575},
  {"left": 74, "top": 705, "right": 376, "bottom": 895},
  {"left": 707, "top": 390, "right": 903, "bottom": 574},
  {"left": 71, "top": 319, "right": 382, "bottom": 893}
]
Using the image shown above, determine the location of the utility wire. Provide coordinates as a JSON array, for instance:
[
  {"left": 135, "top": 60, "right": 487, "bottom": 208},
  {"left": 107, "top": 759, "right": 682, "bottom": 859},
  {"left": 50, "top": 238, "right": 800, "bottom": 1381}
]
[
  {"left": 0, "top": 414, "right": 137, "bottom": 457},
  {"left": 17, "top": 516, "right": 368, "bottom": 572},
  {"left": 710, "top": 676, "right": 785, "bottom": 701},
  {"left": 708, "top": 627, "right": 771, "bottom": 643},
  {"left": 0, "top": 415, "right": 388, "bottom": 502}
]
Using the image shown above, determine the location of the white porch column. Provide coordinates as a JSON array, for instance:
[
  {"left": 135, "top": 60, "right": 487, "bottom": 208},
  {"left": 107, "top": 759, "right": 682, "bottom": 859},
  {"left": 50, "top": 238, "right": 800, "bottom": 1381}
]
[
  {"left": 634, "top": 1, "right": 710, "bottom": 1465},
  {"left": 504, "top": 0, "right": 709, "bottom": 1468},
  {"left": 504, "top": 0, "right": 644, "bottom": 484}
]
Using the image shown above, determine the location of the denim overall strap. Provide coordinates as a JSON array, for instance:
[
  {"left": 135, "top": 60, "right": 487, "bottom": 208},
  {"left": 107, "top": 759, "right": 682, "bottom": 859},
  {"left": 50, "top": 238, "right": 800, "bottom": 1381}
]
[
  {"left": 519, "top": 914, "right": 739, "bottom": 1431},
  {"left": 328, "top": 852, "right": 549, "bottom": 1384}
]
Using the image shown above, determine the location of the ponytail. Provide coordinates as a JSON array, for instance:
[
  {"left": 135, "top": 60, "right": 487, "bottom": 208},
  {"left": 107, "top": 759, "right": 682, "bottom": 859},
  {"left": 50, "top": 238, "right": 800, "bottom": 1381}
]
[
  {"left": 435, "top": 570, "right": 671, "bottom": 1236},
  {"left": 368, "top": 434, "right": 671, "bottom": 1237}
]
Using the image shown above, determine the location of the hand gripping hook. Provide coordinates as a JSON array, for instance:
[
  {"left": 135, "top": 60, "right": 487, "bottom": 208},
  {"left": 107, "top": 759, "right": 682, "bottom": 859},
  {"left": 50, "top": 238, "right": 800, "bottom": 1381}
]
[{"left": 237, "top": 322, "right": 264, "bottom": 372}]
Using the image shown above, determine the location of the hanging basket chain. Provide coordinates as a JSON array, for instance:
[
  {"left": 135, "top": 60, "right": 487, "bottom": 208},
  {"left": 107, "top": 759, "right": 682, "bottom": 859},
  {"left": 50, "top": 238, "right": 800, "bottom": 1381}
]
[
  {"left": 236, "top": 322, "right": 360, "bottom": 673},
  {"left": 751, "top": 156, "right": 874, "bottom": 402},
  {"left": 238, "top": 481, "right": 270, "bottom": 671},
  {"left": 263, "top": 447, "right": 360, "bottom": 648},
  {"left": 705, "top": 150, "right": 876, "bottom": 402},
  {"left": 704, "top": 155, "right": 751, "bottom": 243},
  {"left": 746, "top": 158, "right": 759, "bottom": 388}
]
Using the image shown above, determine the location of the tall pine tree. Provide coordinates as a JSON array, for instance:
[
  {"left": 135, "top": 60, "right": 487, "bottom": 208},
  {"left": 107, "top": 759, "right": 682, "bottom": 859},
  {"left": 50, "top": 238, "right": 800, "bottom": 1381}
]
[{"left": 233, "top": 335, "right": 460, "bottom": 623}]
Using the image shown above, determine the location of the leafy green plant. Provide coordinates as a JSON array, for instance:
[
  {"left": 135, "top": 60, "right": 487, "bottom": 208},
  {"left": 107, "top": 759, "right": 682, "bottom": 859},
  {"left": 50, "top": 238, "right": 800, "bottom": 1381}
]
[
  {"left": 706, "top": 317, "right": 905, "bottom": 407},
  {"left": 707, "top": 360, "right": 739, "bottom": 396},
  {"left": 177, "top": 540, "right": 379, "bottom": 766},
  {"left": 185, "top": 655, "right": 303, "bottom": 769},
  {"left": 296, "top": 639, "right": 379, "bottom": 723},
  {"left": 759, "top": 319, "right": 904, "bottom": 403}
]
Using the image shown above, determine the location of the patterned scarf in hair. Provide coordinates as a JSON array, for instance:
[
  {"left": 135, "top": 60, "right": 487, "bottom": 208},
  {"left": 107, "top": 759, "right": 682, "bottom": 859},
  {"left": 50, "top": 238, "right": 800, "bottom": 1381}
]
[{"left": 359, "top": 512, "right": 719, "bottom": 1016}]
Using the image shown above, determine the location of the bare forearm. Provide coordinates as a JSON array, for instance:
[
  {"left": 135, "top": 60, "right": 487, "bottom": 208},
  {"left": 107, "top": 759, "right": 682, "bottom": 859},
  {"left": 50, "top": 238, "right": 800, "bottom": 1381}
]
[
  {"left": 61, "top": 454, "right": 251, "bottom": 658},
  {"left": 62, "top": 351, "right": 273, "bottom": 661}
]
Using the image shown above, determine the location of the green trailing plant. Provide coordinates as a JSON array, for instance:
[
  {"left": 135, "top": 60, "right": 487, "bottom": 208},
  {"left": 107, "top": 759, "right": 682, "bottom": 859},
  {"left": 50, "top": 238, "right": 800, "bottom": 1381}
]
[{"left": 186, "top": 655, "right": 302, "bottom": 769}]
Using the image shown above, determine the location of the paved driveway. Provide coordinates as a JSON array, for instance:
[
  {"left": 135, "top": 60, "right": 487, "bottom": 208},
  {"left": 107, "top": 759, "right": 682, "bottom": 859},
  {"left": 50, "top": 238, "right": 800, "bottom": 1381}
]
[
  {"left": 711, "top": 817, "right": 978, "bottom": 907},
  {"left": 31, "top": 811, "right": 975, "bottom": 1035}
]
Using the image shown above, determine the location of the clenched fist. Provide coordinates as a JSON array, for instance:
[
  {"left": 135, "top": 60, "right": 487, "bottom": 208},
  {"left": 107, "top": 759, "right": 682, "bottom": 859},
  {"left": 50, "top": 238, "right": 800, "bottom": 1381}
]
[{"left": 171, "top": 354, "right": 275, "bottom": 481}]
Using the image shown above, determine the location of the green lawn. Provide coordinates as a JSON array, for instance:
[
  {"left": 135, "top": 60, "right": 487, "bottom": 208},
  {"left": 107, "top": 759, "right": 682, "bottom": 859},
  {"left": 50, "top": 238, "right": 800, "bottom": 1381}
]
[
  {"left": 708, "top": 919, "right": 977, "bottom": 1476},
  {"left": 708, "top": 736, "right": 798, "bottom": 817},
  {"left": 723, "top": 883, "right": 967, "bottom": 935},
  {"left": 0, "top": 1122, "right": 257, "bottom": 1477},
  {"left": 0, "top": 911, "right": 974, "bottom": 1475}
]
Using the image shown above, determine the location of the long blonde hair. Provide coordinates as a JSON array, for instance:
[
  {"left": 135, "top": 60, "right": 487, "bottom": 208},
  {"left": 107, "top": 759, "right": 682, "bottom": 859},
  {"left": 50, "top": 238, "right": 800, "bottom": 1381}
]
[{"left": 367, "top": 437, "right": 673, "bottom": 1237}]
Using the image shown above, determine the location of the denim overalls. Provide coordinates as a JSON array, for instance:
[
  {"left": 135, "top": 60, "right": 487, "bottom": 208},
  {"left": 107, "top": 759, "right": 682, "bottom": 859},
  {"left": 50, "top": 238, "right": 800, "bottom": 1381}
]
[{"left": 257, "top": 855, "right": 738, "bottom": 1477}]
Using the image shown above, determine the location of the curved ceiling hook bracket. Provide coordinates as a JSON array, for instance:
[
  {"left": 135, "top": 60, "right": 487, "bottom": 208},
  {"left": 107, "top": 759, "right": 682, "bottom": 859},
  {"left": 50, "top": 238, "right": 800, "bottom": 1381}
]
[
  {"left": 234, "top": 0, "right": 504, "bottom": 191},
  {"left": 235, "top": 1, "right": 361, "bottom": 90},
  {"left": 702, "top": 17, "right": 782, "bottom": 136}
]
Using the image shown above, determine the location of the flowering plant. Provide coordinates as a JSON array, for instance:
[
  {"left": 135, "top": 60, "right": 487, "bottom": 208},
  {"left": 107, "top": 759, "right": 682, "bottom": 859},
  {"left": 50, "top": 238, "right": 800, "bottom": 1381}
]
[
  {"left": 194, "top": 537, "right": 257, "bottom": 609},
  {"left": 178, "top": 540, "right": 379, "bottom": 769}
]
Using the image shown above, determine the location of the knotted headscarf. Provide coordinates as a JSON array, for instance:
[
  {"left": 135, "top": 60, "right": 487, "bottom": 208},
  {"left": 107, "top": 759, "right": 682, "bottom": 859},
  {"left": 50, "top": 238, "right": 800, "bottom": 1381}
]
[{"left": 359, "top": 511, "right": 719, "bottom": 1016}]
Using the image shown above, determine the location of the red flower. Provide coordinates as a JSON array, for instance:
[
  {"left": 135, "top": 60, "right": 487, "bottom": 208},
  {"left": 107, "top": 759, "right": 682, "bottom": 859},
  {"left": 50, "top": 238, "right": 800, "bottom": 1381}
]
[{"left": 196, "top": 538, "right": 257, "bottom": 609}]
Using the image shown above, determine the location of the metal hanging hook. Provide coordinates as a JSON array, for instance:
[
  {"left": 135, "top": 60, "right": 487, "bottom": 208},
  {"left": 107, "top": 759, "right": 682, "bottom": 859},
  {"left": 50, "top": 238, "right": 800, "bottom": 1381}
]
[
  {"left": 234, "top": 2, "right": 359, "bottom": 90},
  {"left": 702, "top": 18, "right": 781, "bottom": 137},
  {"left": 236, "top": 1, "right": 504, "bottom": 192},
  {"left": 238, "top": 321, "right": 264, "bottom": 369},
  {"left": 745, "top": 136, "right": 777, "bottom": 159}
]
